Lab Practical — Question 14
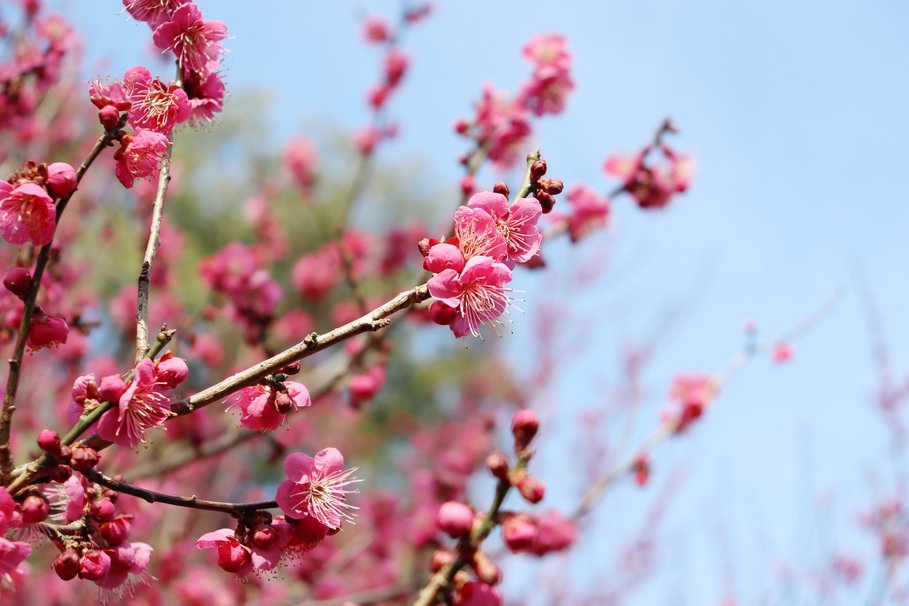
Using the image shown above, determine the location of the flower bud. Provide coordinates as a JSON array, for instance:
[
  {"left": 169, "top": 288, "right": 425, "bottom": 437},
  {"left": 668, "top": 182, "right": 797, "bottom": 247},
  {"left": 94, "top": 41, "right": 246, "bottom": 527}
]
[
  {"left": 431, "top": 549, "right": 455, "bottom": 572},
  {"left": 429, "top": 301, "right": 457, "bottom": 326},
  {"left": 97, "top": 374, "right": 127, "bottom": 402},
  {"left": 216, "top": 541, "right": 250, "bottom": 573},
  {"left": 501, "top": 513, "right": 537, "bottom": 552},
  {"left": 472, "top": 551, "right": 501, "bottom": 585},
  {"left": 436, "top": 501, "right": 474, "bottom": 538},
  {"left": 538, "top": 177, "right": 563, "bottom": 195},
  {"left": 37, "top": 428, "right": 61, "bottom": 454},
  {"left": 54, "top": 549, "right": 81, "bottom": 581},
  {"left": 493, "top": 182, "right": 510, "bottom": 198},
  {"left": 3, "top": 267, "right": 31, "bottom": 300},
  {"left": 280, "top": 361, "right": 302, "bottom": 376},
  {"left": 49, "top": 464, "right": 72, "bottom": 483},
  {"left": 70, "top": 444, "right": 100, "bottom": 471},
  {"left": 453, "top": 119, "right": 471, "bottom": 136},
  {"left": 45, "top": 162, "right": 77, "bottom": 199},
  {"left": 530, "top": 159, "right": 547, "bottom": 180},
  {"left": 98, "top": 105, "right": 120, "bottom": 131},
  {"left": 460, "top": 175, "right": 475, "bottom": 195},
  {"left": 89, "top": 498, "right": 115, "bottom": 522},
  {"left": 486, "top": 451, "right": 510, "bottom": 480},
  {"left": 517, "top": 474, "right": 545, "bottom": 504},
  {"left": 21, "top": 494, "right": 49, "bottom": 524},
  {"left": 252, "top": 525, "right": 276, "bottom": 549},
  {"left": 417, "top": 237, "right": 439, "bottom": 258},
  {"left": 536, "top": 191, "right": 555, "bottom": 213},
  {"left": 27, "top": 312, "right": 68, "bottom": 351},
  {"left": 99, "top": 516, "right": 132, "bottom": 546},
  {"left": 79, "top": 549, "right": 111, "bottom": 581},
  {"left": 155, "top": 354, "right": 189, "bottom": 388},
  {"left": 511, "top": 409, "right": 539, "bottom": 451}
]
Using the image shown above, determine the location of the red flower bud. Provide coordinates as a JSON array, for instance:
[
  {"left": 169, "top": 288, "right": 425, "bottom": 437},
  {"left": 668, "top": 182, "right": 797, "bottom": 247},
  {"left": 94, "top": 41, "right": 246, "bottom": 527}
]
[
  {"left": 98, "top": 105, "right": 121, "bottom": 131},
  {"left": 511, "top": 409, "right": 539, "bottom": 450},
  {"left": 100, "top": 516, "right": 132, "bottom": 546},
  {"left": 436, "top": 501, "right": 474, "bottom": 538},
  {"left": 70, "top": 444, "right": 100, "bottom": 471},
  {"left": 45, "top": 162, "right": 77, "bottom": 199},
  {"left": 530, "top": 159, "right": 547, "bottom": 180},
  {"left": 79, "top": 549, "right": 111, "bottom": 581},
  {"left": 89, "top": 498, "right": 115, "bottom": 522},
  {"left": 37, "top": 428, "right": 61, "bottom": 454},
  {"left": 21, "top": 494, "right": 49, "bottom": 524},
  {"left": 493, "top": 182, "right": 510, "bottom": 198},
  {"left": 486, "top": 451, "right": 510, "bottom": 480},
  {"left": 517, "top": 474, "right": 545, "bottom": 504},
  {"left": 3, "top": 267, "right": 31, "bottom": 300},
  {"left": 501, "top": 513, "right": 538, "bottom": 552},
  {"left": 54, "top": 549, "right": 81, "bottom": 581}
]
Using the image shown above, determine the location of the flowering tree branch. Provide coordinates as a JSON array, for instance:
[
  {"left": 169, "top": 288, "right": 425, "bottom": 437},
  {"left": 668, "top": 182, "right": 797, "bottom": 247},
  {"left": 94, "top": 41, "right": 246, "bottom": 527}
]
[{"left": 0, "top": 125, "right": 121, "bottom": 481}]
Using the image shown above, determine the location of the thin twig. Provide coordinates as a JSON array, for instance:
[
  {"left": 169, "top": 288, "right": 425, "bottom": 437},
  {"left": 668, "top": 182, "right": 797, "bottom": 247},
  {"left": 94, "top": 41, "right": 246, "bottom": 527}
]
[{"left": 135, "top": 143, "right": 173, "bottom": 362}]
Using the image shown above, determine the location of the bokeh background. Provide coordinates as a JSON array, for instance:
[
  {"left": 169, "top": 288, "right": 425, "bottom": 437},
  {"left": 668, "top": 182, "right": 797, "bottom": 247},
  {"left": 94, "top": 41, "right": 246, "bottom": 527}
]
[{"left": 52, "top": 1, "right": 909, "bottom": 603}]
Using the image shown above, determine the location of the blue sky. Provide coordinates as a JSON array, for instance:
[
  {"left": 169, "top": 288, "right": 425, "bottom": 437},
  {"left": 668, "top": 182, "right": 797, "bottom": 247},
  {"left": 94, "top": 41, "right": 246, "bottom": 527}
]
[{"left": 66, "top": 1, "right": 909, "bottom": 603}]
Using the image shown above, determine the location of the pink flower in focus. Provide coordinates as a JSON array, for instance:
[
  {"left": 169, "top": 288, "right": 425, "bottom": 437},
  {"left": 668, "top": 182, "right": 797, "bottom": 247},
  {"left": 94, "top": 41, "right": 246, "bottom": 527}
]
[
  {"left": 276, "top": 448, "right": 359, "bottom": 529},
  {"left": 97, "top": 358, "right": 172, "bottom": 447},
  {"left": 123, "top": 66, "right": 190, "bottom": 134},
  {"left": 225, "top": 381, "right": 311, "bottom": 432},
  {"left": 562, "top": 183, "right": 610, "bottom": 242},
  {"left": 114, "top": 129, "right": 169, "bottom": 189},
  {"left": 453, "top": 205, "right": 508, "bottom": 262},
  {"left": 182, "top": 65, "right": 226, "bottom": 122},
  {"left": 0, "top": 182, "right": 56, "bottom": 246},
  {"left": 152, "top": 3, "right": 227, "bottom": 74},
  {"left": 123, "top": 0, "right": 188, "bottom": 29},
  {"left": 428, "top": 254, "right": 513, "bottom": 338},
  {"left": 466, "top": 191, "right": 542, "bottom": 264},
  {"left": 45, "top": 162, "right": 76, "bottom": 199}
]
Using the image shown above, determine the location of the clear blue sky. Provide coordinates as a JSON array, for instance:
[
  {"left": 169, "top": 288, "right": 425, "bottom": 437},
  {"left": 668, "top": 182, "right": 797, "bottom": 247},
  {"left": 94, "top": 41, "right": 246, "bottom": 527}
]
[{"left": 67, "top": 1, "right": 909, "bottom": 603}]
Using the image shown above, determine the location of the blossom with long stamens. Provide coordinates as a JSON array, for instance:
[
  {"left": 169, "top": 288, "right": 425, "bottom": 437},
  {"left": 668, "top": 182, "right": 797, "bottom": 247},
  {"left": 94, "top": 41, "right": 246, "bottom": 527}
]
[
  {"left": 96, "top": 358, "right": 173, "bottom": 447},
  {"left": 276, "top": 448, "right": 359, "bottom": 530},
  {"left": 428, "top": 254, "right": 514, "bottom": 338},
  {"left": 452, "top": 205, "right": 507, "bottom": 262},
  {"left": 0, "top": 182, "right": 56, "bottom": 246},
  {"left": 152, "top": 3, "right": 227, "bottom": 74},
  {"left": 225, "top": 381, "right": 311, "bottom": 431},
  {"left": 123, "top": 66, "right": 190, "bottom": 135},
  {"left": 466, "top": 191, "right": 542, "bottom": 265}
]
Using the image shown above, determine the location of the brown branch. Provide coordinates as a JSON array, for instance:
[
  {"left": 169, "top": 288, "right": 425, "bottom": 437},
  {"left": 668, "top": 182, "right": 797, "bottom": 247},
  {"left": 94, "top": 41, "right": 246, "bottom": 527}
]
[
  {"left": 84, "top": 468, "right": 277, "bottom": 515},
  {"left": 135, "top": 143, "right": 173, "bottom": 362},
  {"left": 0, "top": 126, "right": 119, "bottom": 481}
]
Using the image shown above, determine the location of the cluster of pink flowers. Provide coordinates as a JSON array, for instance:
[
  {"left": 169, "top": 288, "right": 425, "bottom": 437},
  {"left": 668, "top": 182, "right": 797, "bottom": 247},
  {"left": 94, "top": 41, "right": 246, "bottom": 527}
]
[
  {"left": 422, "top": 191, "right": 543, "bottom": 338},
  {"left": 197, "top": 448, "right": 358, "bottom": 578},
  {"left": 604, "top": 139, "right": 693, "bottom": 210},
  {"left": 455, "top": 34, "right": 575, "bottom": 170},
  {"left": 70, "top": 352, "right": 188, "bottom": 447}
]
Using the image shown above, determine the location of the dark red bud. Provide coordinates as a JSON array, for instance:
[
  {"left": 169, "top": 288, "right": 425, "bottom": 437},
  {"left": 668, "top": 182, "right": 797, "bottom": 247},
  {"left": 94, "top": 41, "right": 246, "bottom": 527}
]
[
  {"left": 54, "top": 549, "right": 81, "bottom": 581},
  {"left": 486, "top": 451, "right": 510, "bottom": 480},
  {"left": 70, "top": 445, "right": 100, "bottom": 471},
  {"left": 511, "top": 409, "right": 539, "bottom": 450},
  {"left": 280, "top": 361, "right": 301, "bottom": 376},
  {"left": 530, "top": 159, "right": 547, "bottom": 180},
  {"left": 49, "top": 464, "right": 72, "bottom": 483},
  {"left": 98, "top": 105, "right": 120, "bottom": 131},
  {"left": 21, "top": 494, "right": 49, "bottom": 524},
  {"left": 536, "top": 191, "right": 555, "bottom": 213},
  {"left": 517, "top": 474, "right": 546, "bottom": 504},
  {"left": 3, "top": 267, "right": 31, "bottom": 300},
  {"left": 99, "top": 516, "right": 131, "bottom": 546},
  {"left": 493, "top": 182, "right": 510, "bottom": 198}
]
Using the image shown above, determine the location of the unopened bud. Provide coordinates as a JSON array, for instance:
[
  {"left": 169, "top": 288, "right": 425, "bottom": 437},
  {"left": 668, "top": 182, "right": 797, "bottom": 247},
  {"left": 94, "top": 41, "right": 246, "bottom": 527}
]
[
  {"left": 49, "top": 464, "right": 72, "bottom": 483},
  {"left": 70, "top": 444, "right": 100, "bottom": 471},
  {"left": 530, "top": 159, "right": 547, "bottom": 181},
  {"left": 98, "top": 105, "right": 120, "bottom": 131},
  {"left": 536, "top": 191, "right": 555, "bottom": 213},
  {"left": 511, "top": 409, "right": 539, "bottom": 450},
  {"left": 539, "top": 177, "right": 563, "bottom": 195},
  {"left": 99, "top": 516, "right": 131, "bottom": 546},
  {"left": 517, "top": 474, "right": 545, "bottom": 504},
  {"left": 37, "top": 429, "right": 61, "bottom": 454},
  {"left": 493, "top": 182, "right": 510, "bottom": 198},
  {"left": 486, "top": 451, "right": 510, "bottom": 480},
  {"left": 21, "top": 494, "right": 49, "bottom": 524},
  {"left": 54, "top": 549, "right": 81, "bottom": 581},
  {"left": 431, "top": 549, "right": 455, "bottom": 572},
  {"left": 89, "top": 498, "right": 115, "bottom": 522},
  {"left": 436, "top": 501, "right": 474, "bottom": 538},
  {"left": 472, "top": 552, "right": 501, "bottom": 585},
  {"left": 280, "top": 361, "right": 301, "bottom": 376},
  {"left": 3, "top": 267, "right": 31, "bottom": 300}
]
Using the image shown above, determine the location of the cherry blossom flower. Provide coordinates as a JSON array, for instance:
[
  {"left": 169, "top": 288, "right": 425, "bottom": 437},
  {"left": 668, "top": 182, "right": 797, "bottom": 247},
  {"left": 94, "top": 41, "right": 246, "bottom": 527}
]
[
  {"left": 123, "top": 66, "right": 190, "bottom": 134},
  {"left": 96, "top": 358, "right": 172, "bottom": 447},
  {"left": 0, "top": 181, "right": 56, "bottom": 246},
  {"left": 276, "top": 448, "right": 359, "bottom": 529},
  {"left": 428, "top": 254, "right": 514, "bottom": 338},
  {"left": 466, "top": 191, "right": 542, "bottom": 264},
  {"left": 225, "top": 381, "right": 311, "bottom": 432},
  {"left": 152, "top": 3, "right": 227, "bottom": 74},
  {"left": 114, "top": 129, "right": 169, "bottom": 189}
]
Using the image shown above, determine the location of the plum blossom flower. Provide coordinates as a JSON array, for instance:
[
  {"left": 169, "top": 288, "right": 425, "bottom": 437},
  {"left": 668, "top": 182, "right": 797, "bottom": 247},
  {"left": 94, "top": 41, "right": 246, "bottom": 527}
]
[
  {"left": 152, "top": 3, "right": 227, "bottom": 74},
  {"left": 114, "top": 129, "right": 169, "bottom": 189},
  {"left": 276, "top": 448, "right": 359, "bottom": 529},
  {"left": 466, "top": 191, "right": 542, "bottom": 264},
  {"left": 182, "top": 64, "right": 225, "bottom": 122},
  {"left": 605, "top": 145, "right": 694, "bottom": 210},
  {"left": 97, "top": 358, "right": 173, "bottom": 447},
  {"left": 0, "top": 181, "right": 56, "bottom": 246},
  {"left": 428, "top": 254, "right": 514, "bottom": 338},
  {"left": 225, "top": 381, "right": 311, "bottom": 431},
  {"left": 561, "top": 183, "right": 610, "bottom": 242},
  {"left": 94, "top": 542, "right": 152, "bottom": 592},
  {"left": 453, "top": 205, "right": 507, "bottom": 262},
  {"left": 123, "top": 66, "right": 190, "bottom": 134},
  {"left": 0, "top": 538, "right": 30, "bottom": 590},
  {"left": 123, "top": 0, "right": 189, "bottom": 29}
]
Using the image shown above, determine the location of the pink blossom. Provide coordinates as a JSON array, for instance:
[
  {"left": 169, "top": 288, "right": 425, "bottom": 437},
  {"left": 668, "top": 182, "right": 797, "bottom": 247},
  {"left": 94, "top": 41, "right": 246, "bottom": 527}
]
[
  {"left": 665, "top": 373, "right": 716, "bottom": 433},
  {"left": 472, "top": 84, "right": 532, "bottom": 169},
  {"left": 93, "top": 542, "right": 152, "bottom": 591},
  {"left": 349, "top": 364, "right": 386, "bottom": 409},
  {"left": 562, "top": 183, "right": 610, "bottom": 242},
  {"left": 428, "top": 255, "right": 513, "bottom": 338},
  {"left": 605, "top": 146, "right": 694, "bottom": 210},
  {"left": 88, "top": 78, "right": 131, "bottom": 113},
  {"left": 182, "top": 65, "right": 225, "bottom": 122},
  {"left": 26, "top": 311, "right": 68, "bottom": 350},
  {"left": 453, "top": 205, "right": 508, "bottom": 262},
  {"left": 123, "top": 66, "right": 191, "bottom": 134},
  {"left": 283, "top": 136, "right": 318, "bottom": 193},
  {"left": 466, "top": 191, "right": 542, "bottom": 264},
  {"left": 384, "top": 49, "right": 409, "bottom": 88},
  {"left": 291, "top": 245, "right": 342, "bottom": 301},
  {"left": 0, "top": 538, "right": 30, "bottom": 588},
  {"left": 114, "top": 129, "right": 169, "bottom": 189},
  {"left": 62, "top": 474, "right": 85, "bottom": 523},
  {"left": 123, "top": 0, "right": 189, "bottom": 29},
  {"left": 152, "top": 3, "right": 227, "bottom": 74},
  {"left": 362, "top": 16, "right": 390, "bottom": 43},
  {"left": 522, "top": 33, "right": 572, "bottom": 70},
  {"left": 0, "top": 181, "right": 56, "bottom": 246},
  {"left": 772, "top": 343, "right": 793, "bottom": 364},
  {"left": 276, "top": 448, "right": 359, "bottom": 529},
  {"left": 225, "top": 381, "right": 311, "bottom": 431},
  {"left": 196, "top": 528, "right": 251, "bottom": 575},
  {"left": 97, "top": 358, "right": 172, "bottom": 447},
  {"left": 529, "top": 510, "right": 577, "bottom": 555},
  {"left": 519, "top": 64, "right": 574, "bottom": 117}
]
